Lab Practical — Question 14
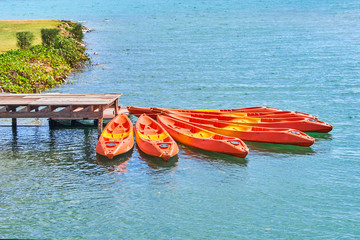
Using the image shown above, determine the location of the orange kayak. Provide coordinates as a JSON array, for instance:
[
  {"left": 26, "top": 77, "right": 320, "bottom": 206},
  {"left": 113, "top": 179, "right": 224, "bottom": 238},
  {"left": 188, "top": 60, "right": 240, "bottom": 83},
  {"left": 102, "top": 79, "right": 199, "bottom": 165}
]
[
  {"left": 186, "top": 106, "right": 282, "bottom": 113},
  {"left": 170, "top": 112, "right": 332, "bottom": 133},
  {"left": 134, "top": 114, "right": 179, "bottom": 161},
  {"left": 157, "top": 115, "right": 249, "bottom": 158},
  {"left": 127, "top": 105, "right": 282, "bottom": 116},
  {"left": 165, "top": 113, "right": 315, "bottom": 147},
  {"left": 153, "top": 107, "right": 317, "bottom": 119},
  {"left": 127, "top": 106, "right": 154, "bottom": 117},
  {"left": 96, "top": 114, "right": 134, "bottom": 160},
  {"left": 127, "top": 106, "right": 318, "bottom": 119}
]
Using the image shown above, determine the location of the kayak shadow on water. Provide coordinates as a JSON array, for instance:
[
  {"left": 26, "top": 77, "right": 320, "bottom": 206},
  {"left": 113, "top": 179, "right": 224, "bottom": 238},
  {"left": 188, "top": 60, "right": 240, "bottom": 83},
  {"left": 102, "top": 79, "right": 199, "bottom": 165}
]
[
  {"left": 306, "top": 132, "right": 333, "bottom": 141},
  {"left": 177, "top": 143, "right": 248, "bottom": 166},
  {"left": 136, "top": 144, "right": 179, "bottom": 169},
  {"left": 96, "top": 148, "right": 133, "bottom": 174},
  {"left": 245, "top": 141, "right": 315, "bottom": 155}
]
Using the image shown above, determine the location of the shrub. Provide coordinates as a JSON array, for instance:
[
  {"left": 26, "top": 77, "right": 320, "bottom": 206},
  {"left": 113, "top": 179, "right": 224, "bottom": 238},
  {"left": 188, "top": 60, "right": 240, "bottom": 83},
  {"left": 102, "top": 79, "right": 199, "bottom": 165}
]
[
  {"left": 0, "top": 21, "right": 90, "bottom": 93},
  {"left": 0, "top": 46, "right": 71, "bottom": 93},
  {"left": 0, "top": 45, "right": 71, "bottom": 93},
  {"left": 16, "top": 32, "right": 34, "bottom": 50},
  {"left": 70, "top": 23, "right": 84, "bottom": 42},
  {"left": 41, "top": 28, "right": 60, "bottom": 46},
  {"left": 51, "top": 35, "right": 89, "bottom": 67}
]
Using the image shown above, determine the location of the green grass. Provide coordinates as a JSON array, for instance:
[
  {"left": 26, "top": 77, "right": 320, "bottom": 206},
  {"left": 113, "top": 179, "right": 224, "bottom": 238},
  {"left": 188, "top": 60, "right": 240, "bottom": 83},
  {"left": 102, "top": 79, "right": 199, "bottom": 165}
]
[
  {"left": 0, "top": 19, "right": 61, "bottom": 53},
  {"left": 0, "top": 20, "right": 89, "bottom": 93}
]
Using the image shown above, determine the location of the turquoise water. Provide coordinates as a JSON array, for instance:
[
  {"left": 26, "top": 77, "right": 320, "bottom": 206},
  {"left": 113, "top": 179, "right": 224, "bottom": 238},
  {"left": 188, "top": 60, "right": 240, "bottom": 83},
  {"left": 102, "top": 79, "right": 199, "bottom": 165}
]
[{"left": 1, "top": 0, "right": 360, "bottom": 239}]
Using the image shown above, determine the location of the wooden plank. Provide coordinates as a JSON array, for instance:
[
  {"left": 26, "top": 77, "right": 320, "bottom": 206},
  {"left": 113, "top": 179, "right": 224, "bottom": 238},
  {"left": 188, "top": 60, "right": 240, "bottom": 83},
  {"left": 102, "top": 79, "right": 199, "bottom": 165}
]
[
  {"left": 0, "top": 93, "right": 122, "bottom": 122},
  {"left": 0, "top": 111, "right": 103, "bottom": 119},
  {"left": 0, "top": 99, "right": 35, "bottom": 105},
  {"left": 0, "top": 93, "right": 122, "bottom": 106},
  {"left": 0, "top": 93, "right": 120, "bottom": 97}
]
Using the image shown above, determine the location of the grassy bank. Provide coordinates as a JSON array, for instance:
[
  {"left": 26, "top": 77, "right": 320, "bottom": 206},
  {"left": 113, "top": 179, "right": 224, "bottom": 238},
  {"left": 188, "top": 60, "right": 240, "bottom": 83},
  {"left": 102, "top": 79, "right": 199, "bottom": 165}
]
[
  {"left": 0, "top": 19, "right": 61, "bottom": 54},
  {"left": 0, "top": 19, "right": 89, "bottom": 93}
]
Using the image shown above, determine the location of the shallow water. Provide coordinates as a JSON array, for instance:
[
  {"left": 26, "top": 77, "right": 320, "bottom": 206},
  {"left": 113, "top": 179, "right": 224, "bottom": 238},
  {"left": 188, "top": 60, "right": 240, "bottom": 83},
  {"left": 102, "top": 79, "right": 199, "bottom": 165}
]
[{"left": 1, "top": 0, "right": 360, "bottom": 239}]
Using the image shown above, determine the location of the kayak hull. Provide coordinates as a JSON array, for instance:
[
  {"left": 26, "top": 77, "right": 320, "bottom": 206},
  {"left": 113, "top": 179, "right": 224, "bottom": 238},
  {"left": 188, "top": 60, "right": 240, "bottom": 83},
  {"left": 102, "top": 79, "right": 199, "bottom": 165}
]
[
  {"left": 165, "top": 113, "right": 315, "bottom": 147},
  {"left": 156, "top": 108, "right": 318, "bottom": 119},
  {"left": 128, "top": 106, "right": 318, "bottom": 119},
  {"left": 173, "top": 112, "right": 333, "bottom": 133},
  {"left": 157, "top": 115, "right": 249, "bottom": 158},
  {"left": 135, "top": 114, "right": 179, "bottom": 161},
  {"left": 96, "top": 114, "right": 134, "bottom": 160}
]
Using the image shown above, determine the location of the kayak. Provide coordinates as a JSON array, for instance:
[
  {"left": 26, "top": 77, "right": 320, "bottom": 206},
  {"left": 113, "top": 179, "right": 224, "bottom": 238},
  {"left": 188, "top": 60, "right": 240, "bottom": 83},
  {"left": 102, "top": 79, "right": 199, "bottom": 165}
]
[
  {"left": 96, "top": 114, "right": 134, "bottom": 160},
  {"left": 127, "top": 105, "right": 281, "bottom": 116},
  {"left": 157, "top": 115, "right": 249, "bottom": 158},
  {"left": 127, "top": 106, "right": 317, "bottom": 119},
  {"left": 134, "top": 114, "right": 179, "bottom": 161},
  {"left": 165, "top": 113, "right": 315, "bottom": 147},
  {"left": 170, "top": 112, "right": 333, "bottom": 133},
  {"left": 127, "top": 106, "right": 154, "bottom": 117},
  {"left": 190, "top": 106, "right": 282, "bottom": 113},
  {"left": 153, "top": 107, "right": 318, "bottom": 119}
]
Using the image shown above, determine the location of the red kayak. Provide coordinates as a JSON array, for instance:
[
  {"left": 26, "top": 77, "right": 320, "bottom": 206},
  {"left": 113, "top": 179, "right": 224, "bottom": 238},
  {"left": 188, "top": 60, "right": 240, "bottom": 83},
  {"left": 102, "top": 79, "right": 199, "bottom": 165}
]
[
  {"left": 189, "top": 106, "right": 282, "bottom": 112},
  {"left": 127, "top": 106, "right": 154, "bottom": 117},
  {"left": 157, "top": 115, "right": 249, "bottom": 158},
  {"left": 134, "top": 114, "right": 179, "bottom": 161},
  {"left": 127, "top": 105, "right": 282, "bottom": 116},
  {"left": 170, "top": 112, "right": 332, "bottom": 133},
  {"left": 127, "top": 106, "right": 318, "bottom": 119},
  {"left": 96, "top": 114, "right": 134, "bottom": 160},
  {"left": 165, "top": 113, "right": 315, "bottom": 147},
  {"left": 154, "top": 107, "right": 318, "bottom": 119}
]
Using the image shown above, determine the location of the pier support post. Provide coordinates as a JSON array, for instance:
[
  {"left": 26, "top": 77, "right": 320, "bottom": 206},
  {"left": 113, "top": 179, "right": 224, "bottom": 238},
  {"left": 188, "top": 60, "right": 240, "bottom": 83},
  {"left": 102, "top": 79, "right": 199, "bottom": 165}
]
[
  {"left": 114, "top": 99, "right": 119, "bottom": 116},
  {"left": 49, "top": 118, "right": 55, "bottom": 128},
  {"left": 97, "top": 117, "right": 103, "bottom": 138},
  {"left": 98, "top": 105, "right": 104, "bottom": 138},
  {"left": 12, "top": 118, "right": 17, "bottom": 130}
]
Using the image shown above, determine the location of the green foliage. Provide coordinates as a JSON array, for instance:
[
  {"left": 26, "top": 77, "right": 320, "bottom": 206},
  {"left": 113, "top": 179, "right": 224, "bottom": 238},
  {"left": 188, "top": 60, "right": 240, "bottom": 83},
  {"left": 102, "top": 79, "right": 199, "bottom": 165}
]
[
  {"left": 16, "top": 31, "right": 34, "bottom": 50},
  {"left": 41, "top": 28, "right": 59, "bottom": 46},
  {"left": 0, "top": 21, "right": 89, "bottom": 93},
  {"left": 69, "top": 23, "right": 84, "bottom": 42},
  {"left": 0, "top": 46, "right": 71, "bottom": 93},
  {"left": 51, "top": 35, "right": 89, "bottom": 67}
]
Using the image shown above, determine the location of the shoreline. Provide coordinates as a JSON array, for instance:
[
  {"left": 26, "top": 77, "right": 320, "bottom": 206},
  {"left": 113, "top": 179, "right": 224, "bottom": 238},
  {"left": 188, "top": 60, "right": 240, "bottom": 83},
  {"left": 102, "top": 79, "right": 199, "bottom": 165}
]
[{"left": 0, "top": 19, "right": 90, "bottom": 93}]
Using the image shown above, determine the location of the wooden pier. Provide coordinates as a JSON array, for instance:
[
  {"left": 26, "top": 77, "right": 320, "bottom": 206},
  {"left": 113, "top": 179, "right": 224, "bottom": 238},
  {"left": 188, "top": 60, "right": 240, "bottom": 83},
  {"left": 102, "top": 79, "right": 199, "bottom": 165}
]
[{"left": 0, "top": 93, "right": 122, "bottom": 136}]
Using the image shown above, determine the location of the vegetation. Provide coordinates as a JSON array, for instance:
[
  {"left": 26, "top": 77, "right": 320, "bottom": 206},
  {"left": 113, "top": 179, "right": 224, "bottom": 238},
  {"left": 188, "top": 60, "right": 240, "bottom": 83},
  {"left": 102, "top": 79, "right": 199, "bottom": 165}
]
[
  {"left": 41, "top": 28, "right": 60, "bottom": 46},
  {"left": 0, "top": 46, "right": 70, "bottom": 93},
  {"left": 16, "top": 32, "right": 34, "bottom": 50},
  {"left": 69, "top": 22, "right": 84, "bottom": 42},
  {"left": 0, "top": 19, "right": 61, "bottom": 53},
  {"left": 52, "top": 35, "right": 88, "bottom": 68},
  {"left": 0, "top": 20, "right": 89, "bottom": 93}
]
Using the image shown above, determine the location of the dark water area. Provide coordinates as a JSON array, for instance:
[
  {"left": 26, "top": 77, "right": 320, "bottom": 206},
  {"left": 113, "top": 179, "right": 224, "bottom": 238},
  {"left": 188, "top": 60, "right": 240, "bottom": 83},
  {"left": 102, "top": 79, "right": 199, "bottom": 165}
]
[{"left": 1, "top": 0, "right": 360, "bottom": 239}]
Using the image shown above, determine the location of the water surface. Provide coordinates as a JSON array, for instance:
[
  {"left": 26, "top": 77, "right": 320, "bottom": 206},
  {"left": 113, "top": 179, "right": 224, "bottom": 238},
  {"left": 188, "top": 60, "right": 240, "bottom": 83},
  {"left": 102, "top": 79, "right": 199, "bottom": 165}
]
[{"left": 1, "top": 0, "right": 359, "bottom": 239}]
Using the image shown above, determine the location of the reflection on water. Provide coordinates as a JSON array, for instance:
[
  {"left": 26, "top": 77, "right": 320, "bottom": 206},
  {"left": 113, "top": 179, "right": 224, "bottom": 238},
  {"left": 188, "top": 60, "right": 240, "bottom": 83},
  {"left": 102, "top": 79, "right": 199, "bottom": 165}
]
[
  {"left": 177, "top": 143, "right": 248, "bottom": 166},
  {"left": 306, "top": 132, "right": 333, "bottom": 141},
  {"left": 96, "top": 149, "right": 133, "bottom": 174},
  {"left": 245, "top": 141, "right": 315, "bottom": 155},
  {"left": 51, "top": 120, "right": 98, "bottom": 128},
  {"left": 136, "top": 145, "right": 178, "bottom": 169},
  {"left": 11, "top": 128, "right": 18, "bottom": 153}
]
